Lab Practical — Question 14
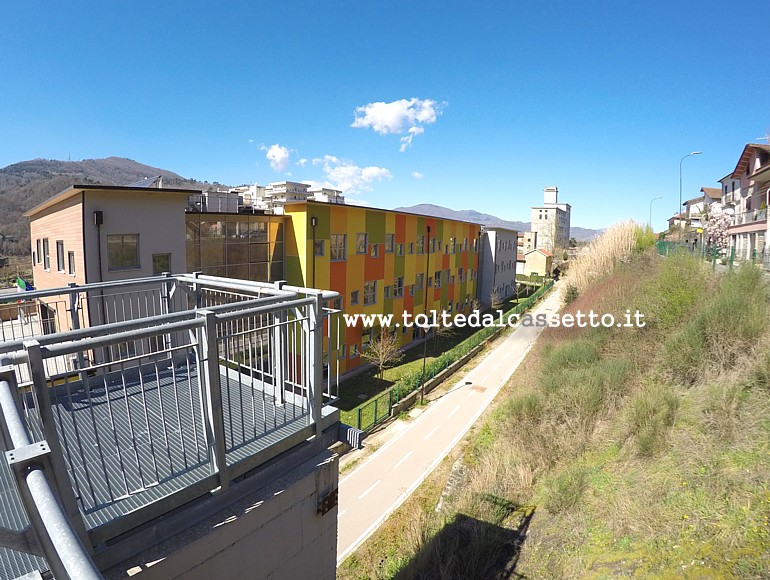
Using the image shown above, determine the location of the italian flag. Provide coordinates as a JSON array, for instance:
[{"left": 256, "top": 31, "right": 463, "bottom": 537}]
[{"left": 16, "top": 276, "right": 32, "bottom": 291}]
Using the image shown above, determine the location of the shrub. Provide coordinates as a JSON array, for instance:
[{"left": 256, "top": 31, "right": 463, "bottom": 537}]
[
  {"left": 505, "top": 392, "right": 542, "bottom": 424},
  {"left": 541, "top": 465, "right": 588, "bottom": 513},
  {"left": 649, "top": 252, "right": 708, "bottom": 328},
  {"left": 563, "top": 284, "right": 579, "bottom": 305},
  {"left": 541, "top": 339, "right": 600, "bottom": 375},
  {"left": 664, "top": 263, "right": 768, "bottom": 384},
  {"left": 627, "top": 383, "right": 678, "bottom": 456},
  {"left": 634, "top": 225, "right": 657, "bottom": 253}
]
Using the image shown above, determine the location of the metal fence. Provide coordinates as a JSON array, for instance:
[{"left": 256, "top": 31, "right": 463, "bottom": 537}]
[{"left": 0, "top": 274, "right": 341, "bottom": 578}]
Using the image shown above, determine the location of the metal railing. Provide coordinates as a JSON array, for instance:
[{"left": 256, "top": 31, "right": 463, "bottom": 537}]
[
  {"left": 731, "top": 208, "right": 767, "bottom": 226},
  {"left": 0, "top": 274, "right": 341, "bottom": 578}
]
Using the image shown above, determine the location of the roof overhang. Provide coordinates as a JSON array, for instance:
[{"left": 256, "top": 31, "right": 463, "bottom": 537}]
[{"left": 24, "top": 184, "right": 201, "bottom": 218}]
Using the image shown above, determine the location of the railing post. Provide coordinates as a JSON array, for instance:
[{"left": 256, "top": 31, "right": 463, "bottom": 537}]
[
  {"left": 309, "top": 293, "right": 325, "bottom": 437},
  {"left": 23, "top": 340, "right": 92, "bottom": 551},
  {"left": 67, "top": 284, "right": 89, "bottom": 386},
  {"left": 272, "top": 281, "right": 288, "bottom": 405},
  {"left": 195, "top": 311, "right": 229, "bottom": 491},
  {"left": 161, "top": 273, "right": 178, "bottom": 353}
]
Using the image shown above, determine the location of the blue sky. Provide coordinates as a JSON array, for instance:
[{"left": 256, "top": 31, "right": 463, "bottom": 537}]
[{"left": 2, "top": 1, "right": 768, "bottom": 230}]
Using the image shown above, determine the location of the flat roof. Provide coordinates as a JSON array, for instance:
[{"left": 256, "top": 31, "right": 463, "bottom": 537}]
[
  {"left": 288, "top": 200, "right": 483, "bottom": 227},
  {"left": 25, "top": 184, "right": 202, "bottom": 217}
]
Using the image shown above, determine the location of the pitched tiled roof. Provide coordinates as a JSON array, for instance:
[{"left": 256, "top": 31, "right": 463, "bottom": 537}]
[{"left": 701, "top": 187, "right": 722, "bottom": 200}]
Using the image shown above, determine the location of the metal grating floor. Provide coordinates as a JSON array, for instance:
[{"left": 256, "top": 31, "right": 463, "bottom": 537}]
[{"left": 0, "top": 361, "right": 312, "bottom": 578}]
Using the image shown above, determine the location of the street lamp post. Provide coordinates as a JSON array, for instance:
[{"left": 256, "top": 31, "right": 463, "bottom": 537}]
[
  {"left": 649, "top": 196, "right": 663, "bottom": 228},
  {"left": 679, "top": 151, "right": 702, "bottom": 238}
]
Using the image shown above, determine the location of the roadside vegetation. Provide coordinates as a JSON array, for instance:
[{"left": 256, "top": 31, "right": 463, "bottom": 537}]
[{"left": 339, "top": 224, "right": 770, "bottom": 578}]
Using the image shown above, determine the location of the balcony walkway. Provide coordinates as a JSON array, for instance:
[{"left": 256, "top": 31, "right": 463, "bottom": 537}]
[{"left": 0, "top": 362, "right": 310, "bottom": 579}]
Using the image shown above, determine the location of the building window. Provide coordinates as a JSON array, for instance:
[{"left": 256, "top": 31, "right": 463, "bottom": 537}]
[
  {"left": 314, "top": 239, "right": 325, "bottom": 256},
  {"left": 370, "top": 244, "right": 379, "bottom": 258},
  {"left": 338, "top": 344, "right": 346, "bottom": 359},
  {"left": 415, "top": 273, "right": 424, "bottom": 291},
  {"left": 434, "top": 271, "right": 442, "bottom": 288},
  {"left": 458, "top": 267, "right": 464, "bottom": 282},
  {"left": 152, "top": 253, "right": 171, "bottom": 275},
  {"left": 356, "top": 233, "right": 368, "bottom": 254},
  {"left": 396, "top": 243, "right": 404, "bottom": 256},
  {"left": 56, "top": 241, "right": 65, "bottom": 272},
  {"left": 364, "top": 281, "right": 377, "bottom": 305},
  {"left": 416, "top": 235, "right": 424, "bottom": 254},
  {"left": 408, "top": 284, "right": 414, "bottom": 296},
  {"left": 107, "top": 234, "right": 140, "bottom": 270},
  {"left": 328, "top": 296, "right": 343, "bottom": 310},
  {"left": 351, "top": 290, "right": 359, "bottom": 305},
  {"left": 43, "top": 238, "right": 50, "bottom": 270},
  {"left": 394, "top": 276, "right": 404, "bottom": 297},
  {"left": 36, "top": 240, "right": 42, "bottom": 264},
  {"left": 385, "top": 234, "right": 395, "bottom": 253},
  {"left": 67, "top": 251, "right": 76, "bottom": 275},
  {"left": 331, "top": 234, "right": 346, "bottom": 261},
  {"left": 408, "top": 242, "right": 414, "bottom": 254},
  {"left": 384, "top": 285, "right": 391, "bottom": 300},
  {"left": 430, "top": 238, "right": 436, "bottom": 253}
]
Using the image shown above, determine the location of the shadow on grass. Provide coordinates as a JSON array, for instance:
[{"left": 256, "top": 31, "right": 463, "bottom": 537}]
[
  {"left": 392, "top": 509, "right": 535, "bottom": 579},
  {"left": 337, "top": 288, "right": 538, "bottom": 412}
]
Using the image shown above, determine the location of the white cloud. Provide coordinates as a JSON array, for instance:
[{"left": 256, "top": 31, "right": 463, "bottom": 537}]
[
  {"left": 261, "top": 143, "right": 290, "bottom": 172},
  {"left": 297, "top": 158, "right": 308, "bottom": 167},
  {"left": 351, "top": 98, "right": 446, "bottom": 151},
  {"left": 311, "top": 155, "right": 392, "bottom": 194},
  {"left": 411, "top": 171, "right": 425, "bottom": 179}
]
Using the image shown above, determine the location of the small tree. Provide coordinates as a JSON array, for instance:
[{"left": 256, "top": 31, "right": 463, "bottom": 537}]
[
  {"left": 433, "top": 315, "right": 456, "bottom": 353},
  {"left": 362, "top": 329, "right": 404, "bottom": 386},
  {"left": 490, "top": 289, "right": 503, "bottom": 311}
]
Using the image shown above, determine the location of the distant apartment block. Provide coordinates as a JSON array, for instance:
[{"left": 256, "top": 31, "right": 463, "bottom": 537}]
[
  {"left": 478, "top": 227, "right": 518, "bottom": 306},
  {"left": 530, "top": 186, "right": 571, "bottom": 251}
]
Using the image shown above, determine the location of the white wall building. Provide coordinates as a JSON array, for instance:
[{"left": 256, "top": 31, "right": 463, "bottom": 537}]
[
  {"left": 530, "top": 186, "right": 571, "bottom": 251},
  {"left": 478, "top": 227, "right": 519, "bottom": 306}
]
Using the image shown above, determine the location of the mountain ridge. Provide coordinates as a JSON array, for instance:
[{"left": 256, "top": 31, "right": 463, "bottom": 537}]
[
  {"left": 394, "top": 203, "right": 601, "bottom": 242},
  {"left": 0, "top": 157, "right": 223, "bottom": 254}
]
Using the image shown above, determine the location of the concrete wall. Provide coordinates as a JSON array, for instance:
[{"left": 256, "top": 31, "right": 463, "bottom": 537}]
[
  {"left": 83, "top": 189, "right": 188, "bottom": 284},
  {"left": 112, "top": 450, "right": 339, "bottom": 580}
]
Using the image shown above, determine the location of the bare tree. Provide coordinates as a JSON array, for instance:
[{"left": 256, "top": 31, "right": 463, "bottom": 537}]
[
  {"left": 490, "top": 289, "right": 503, "bottom": 311},
  {"left": 362, "top": 329, "right": 404, "bottom": 386},
  {"left": 433, "top": 315, "right": 456, "bottom": 353}
]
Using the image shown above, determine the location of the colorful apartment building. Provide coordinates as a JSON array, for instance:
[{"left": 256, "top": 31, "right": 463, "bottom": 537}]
[{"left": 283, "top": 201, "right": 480, "bottom": 374}]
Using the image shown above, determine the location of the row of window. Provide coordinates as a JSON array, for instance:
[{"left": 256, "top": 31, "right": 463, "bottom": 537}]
[
  {"left": 337, "top": 297, "right": 475, "bottom": 360},
  {"left": 34, "top": 235, "right": 171, "bottom": 274},
  {"left": 317, "top": 233, "right": 476, "bottom": 261},
  {"left": 35, "top": 238, "right": 75, "bottom": 275},
  {"left": 346, "top": 268, "right": 475, "bottom": 307}
]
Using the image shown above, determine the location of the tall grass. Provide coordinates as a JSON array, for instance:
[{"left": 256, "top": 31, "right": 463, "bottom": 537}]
[{"left": 563, "top": 220, "right": 639, "bottom": 300}]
